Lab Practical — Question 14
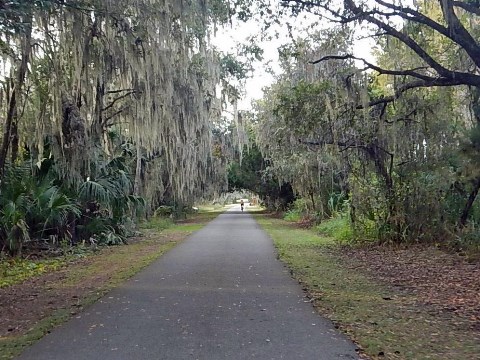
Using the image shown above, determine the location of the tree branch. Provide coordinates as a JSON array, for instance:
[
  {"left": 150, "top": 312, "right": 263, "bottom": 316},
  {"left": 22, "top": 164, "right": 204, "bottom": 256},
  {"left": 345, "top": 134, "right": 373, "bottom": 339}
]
[
  {"left": 364, "top": 77, "right": 466, "bottom": 108},
  {"left": 104, "top": 106, "right": 130, "bottom": 126},
  {"left": 452, "top": 1, "right": 480, "bottom": 15},
  {"left": 344, "top": 0, "right": 451, "bottom": 78},
  {"left": 373, "top": 0, "right": 480, "bottom": 68},
  {"left": 311, "top": 54, "right": 435, "bottom": 82},
  {"left": 101, "top": 91, "right": 135, "bottom": 113},
  {"left": 106, "top": 88, "right": 136, "bottom": 94},
  {"left": 342, "top": 0, "right": 480, "bottom": 86},
  {"left": 312, "top": 54, "right": 478, "bottom": 107},
  {"left": 384, "top": 108, "right": 419, "bottom": 124}
]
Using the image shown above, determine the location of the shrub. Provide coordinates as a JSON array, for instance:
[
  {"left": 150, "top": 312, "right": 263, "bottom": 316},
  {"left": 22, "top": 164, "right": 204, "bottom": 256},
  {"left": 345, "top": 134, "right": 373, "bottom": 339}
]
[
  {"left": 452, "top": 222, "right": 480, "bottom": 258},
  {"left": 315, "top": 215, "right": 354, "bottom": 243},
  {"left": 283, "top": 198, "right": 308, "bottom": 222},
  {"left": 94, "top": 230, "right": 127, "bottom": 246},
  {"left": 154, "top": 206, "right": 173, "bottom": 217}
]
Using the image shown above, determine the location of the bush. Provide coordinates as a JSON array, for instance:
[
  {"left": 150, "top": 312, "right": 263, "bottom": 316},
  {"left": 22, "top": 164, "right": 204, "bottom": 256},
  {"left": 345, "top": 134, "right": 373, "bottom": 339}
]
[
  {"left": 94, "top": 230, "right": 127, "bottom": 246},
  {"left": 154, "top": 206, "right": 173, "bottom": 217},
  {"left": 327, "top": 192, "right": 348, "bottom": 217},
  {"left": 283, "top": 198, "right": 308, "bottom": 222},
  {"left": 315, "top": 215, "right": 354, "bottom": 243},
  {"left": 283, "top": 210, "right": 301, "bottom": 222},
  {"left": 0, "top": 155, "right": 145, "bottom": 256},
  {"left": 452, "top": 222, "right": 480, "bottom": 258}
]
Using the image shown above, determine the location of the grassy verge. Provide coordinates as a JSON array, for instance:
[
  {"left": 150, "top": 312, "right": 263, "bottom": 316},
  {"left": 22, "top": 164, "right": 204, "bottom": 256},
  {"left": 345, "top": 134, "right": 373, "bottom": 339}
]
[
  {"left": 254, "top": 213, "right": 480, "bottom": 360},
  {"left": 0, "top": 209, "right": 221, "bottom": 359}
]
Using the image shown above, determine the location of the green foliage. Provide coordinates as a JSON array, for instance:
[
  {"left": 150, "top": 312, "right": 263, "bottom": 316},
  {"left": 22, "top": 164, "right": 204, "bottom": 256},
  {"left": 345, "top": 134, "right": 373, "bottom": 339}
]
[
  {"left": 253, "top": 24, "right": 480, "bottom": 250},
  {"left": 220, "top": 54, "right": 251, "bottom": 81},
  {"left": 154, "top": 206, "right": 174, "bottom": 217},
  {"left": 274, "top": 81, "right": 331, "bottom": 135},
  {"left": 327, "top": 192, "right": 348, "bottom": 217},
  {"left": 0, "top": 166, "right": 31, "bottom": 254},
  {"left": 315, "top": 216, "right": 354, "bottom": 243},
  {"left": 283, "top": 198, "right": 307, "bottom": 222},
  {"left": 29, "top": 180, "right": 81, "bottom": 240},
  {"left": 0, "top": 152, "right": 145, "bottom": 255},
  {"left": 95, "top": 230, "right": 127, "bottom": 246},
  {"left": 238, "top": 0, "right": 480, "bottom": 253},
  {"left": 452, "top": 222, "right": 480, "bottom": 258},
  {"left": 0, "top": 257, "right": 65, "bottom": 288},
  {"left": 283, "top": 210, "right": 301, "bottom": 222},
  {"left": 227, "top": 144, "right": 295, "bottom": 210}
]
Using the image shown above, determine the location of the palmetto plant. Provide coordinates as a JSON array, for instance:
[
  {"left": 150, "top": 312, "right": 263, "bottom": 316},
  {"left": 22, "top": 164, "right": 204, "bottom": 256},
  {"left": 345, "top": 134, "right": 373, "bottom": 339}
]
[
  {"left": 0, "top": 165, "right": 32, "bottom": 255},
  {"left": 77, "top": 154, "right": 145, "bottom": 244},
  {"left": 28, "top": 179, "right": 81, "bottom": 242},
  {"left": 0, "top": 141, "right": 149, "bottom": 253},
  {"left": 0, "top": 197, "right": 30, "bottom": 256},
  {"left": 0, "top": 163, "right": 83, "bottom": 254}
]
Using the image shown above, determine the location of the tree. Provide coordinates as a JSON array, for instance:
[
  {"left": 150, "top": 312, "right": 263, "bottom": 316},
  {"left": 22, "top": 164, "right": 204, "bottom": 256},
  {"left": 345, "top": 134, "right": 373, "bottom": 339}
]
[
  {"left": 0, "top": 0, "right": 237, "bottom": 206},
  {"left": 250, "top": 28, "right": 354, "bottom": 215},
  {"left": 282, "top": 0, "right": 479, "bottom": 103},
  {"left": 277, "top": 0, "right": 480, "bottom": 227}
]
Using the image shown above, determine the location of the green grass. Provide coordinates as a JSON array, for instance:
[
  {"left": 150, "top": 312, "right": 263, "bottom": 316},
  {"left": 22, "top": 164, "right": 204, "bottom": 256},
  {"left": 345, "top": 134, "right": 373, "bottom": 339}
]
[
  {"left": 254, "top": 214, "right": 480, "bottom": 360},
  {"left": 196, "top": 204, "right": 230, "bottom": 213},
  {"left": 139, "top": 217, "right": 174, "bottom": 231},
  {"left": 244, "top": 205, "right": 265, "bottom": 213},
  {"left": 283, "top": 209, "right": 302, "bottom": 222}
]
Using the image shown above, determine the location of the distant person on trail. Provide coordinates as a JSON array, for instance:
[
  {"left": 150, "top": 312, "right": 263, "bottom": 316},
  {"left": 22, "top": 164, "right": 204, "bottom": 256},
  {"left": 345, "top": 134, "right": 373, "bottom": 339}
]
[{"left": 240, "top": 199, "right": 244, "bottom": 212}]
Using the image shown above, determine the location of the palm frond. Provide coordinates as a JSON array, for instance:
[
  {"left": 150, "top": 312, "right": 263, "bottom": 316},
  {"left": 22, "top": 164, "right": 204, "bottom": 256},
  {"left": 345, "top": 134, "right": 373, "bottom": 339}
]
[{"left": 79, "top": 180, "right": 112, "bottom": 204}]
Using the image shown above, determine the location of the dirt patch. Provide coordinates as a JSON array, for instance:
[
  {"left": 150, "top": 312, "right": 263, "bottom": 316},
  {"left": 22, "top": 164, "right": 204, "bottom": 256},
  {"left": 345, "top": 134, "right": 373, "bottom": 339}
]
[
  {"left": 340, "top": 245, "right": 480, "bottom": 331},
  {"left": 1, "top": 262, "right": 83, "bottom": 337},
  {"left": 0, "top": 234, "right": 168, "bottom": 336},
  {"left": 0, "top": 230, "right": 186, "bottom": 358}
]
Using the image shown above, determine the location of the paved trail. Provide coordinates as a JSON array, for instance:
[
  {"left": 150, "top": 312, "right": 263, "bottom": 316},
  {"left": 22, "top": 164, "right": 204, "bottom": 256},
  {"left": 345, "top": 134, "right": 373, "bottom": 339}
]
[{"left": 18, "top": 206, "right": 358, "bottom": 360}]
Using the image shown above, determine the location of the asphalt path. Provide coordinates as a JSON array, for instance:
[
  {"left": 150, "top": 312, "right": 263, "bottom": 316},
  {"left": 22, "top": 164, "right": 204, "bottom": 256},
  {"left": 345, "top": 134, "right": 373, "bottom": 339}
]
[{"left": 17, "top": 206, "right": 358, "bottom": 360}]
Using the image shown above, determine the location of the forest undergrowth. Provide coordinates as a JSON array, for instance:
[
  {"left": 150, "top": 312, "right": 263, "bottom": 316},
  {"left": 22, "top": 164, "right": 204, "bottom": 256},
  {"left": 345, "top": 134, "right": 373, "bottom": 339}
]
[{"left": 255, "top": 212, "right": 480, "bottom": 360}]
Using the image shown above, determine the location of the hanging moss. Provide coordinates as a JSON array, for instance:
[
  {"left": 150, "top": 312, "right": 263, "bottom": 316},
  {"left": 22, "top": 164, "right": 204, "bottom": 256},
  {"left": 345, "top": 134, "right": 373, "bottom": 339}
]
[{"left": 1, "top": 0, "right": 247, "bottom": 213}]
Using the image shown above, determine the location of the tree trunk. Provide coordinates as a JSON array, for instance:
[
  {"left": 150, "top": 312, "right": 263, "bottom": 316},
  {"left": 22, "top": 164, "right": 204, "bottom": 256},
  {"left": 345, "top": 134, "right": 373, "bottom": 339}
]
[
  {"left": 459, "top": 86, "right": 480, "bottom": 227},
  {"left": 133, "top": 135, "right": 143, "bottom": 196},
  {"left": 0, "top": 79, "right": 17, "bottom": 176},
  {"left": 0, "top": 20, "right": 32, "bottom": 178},
  {"left": 11, "top": 121, "right": 19, "bottom": 164},
  {"left": 309, "top": 190, "right": 316, "bottom": 212},
  {"left": 134, "top": 148, "right": 142, "bottom": 196},
  {"left": 365, "top": 143, "right": 395, "bottom": 212},
  {"left": 92, "top": 77, "right": 105, "bottom": 143},
  {"left": 459, "top": 176, "right": 480, "bottom": 227}
]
